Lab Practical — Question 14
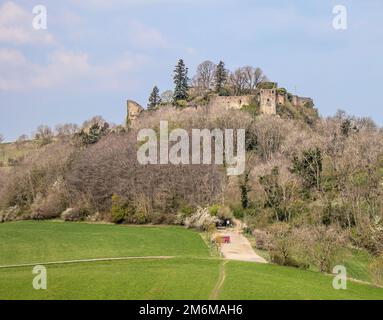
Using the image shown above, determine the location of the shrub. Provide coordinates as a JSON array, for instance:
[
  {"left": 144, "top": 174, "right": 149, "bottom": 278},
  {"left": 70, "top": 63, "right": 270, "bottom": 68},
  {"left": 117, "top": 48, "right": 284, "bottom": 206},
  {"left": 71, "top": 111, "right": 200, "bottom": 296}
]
[
  {"left": 208, "top": 204, "right": 220, "bottom": 216},
  {"left": 232, "top": 206, "right": 244, "bottom": 219},
  {"left": 294, "top": 226, "right": 346, "bottom": 273},
  {"left": 266, "top": 223, "right": 295, "bottom": 266},
  {"left": 76, "top": 123, "right": 109, "bottom": 146},
  {"left": 61, "top": 208, "right": 84, "bottom": 221},
  {"left": 7, "top": 158, "right": 19, "bottom": 166},
  {"left": 0, "top": 206, "right": 21, "bottom": 223},
  {"left": 30, "top": 181, "right": 68, "bottom": 220},
  {"left": 241, "top": 104, "right": 260, "bottom": 118},
  {"left": 184, "top": 207, "right": 219, "bottom": 231},
  {"left": 351, "top": 217, "right": 383, "bottom": 255},
  {"left": 111, "top": 194, "right": 153, "bottom": 224},
  {"left": 30, "top": 195, "right": 60, "bottom": 219},
  {"left": 111, "top": 194, "right": 126, "bottom": 224},
  {"left": 257, "top": 81, "right": 276, "bottom": 89},
  {"left": 181, "top": 204, "right": 197, "bottom": 217},
  {"left": 218, "top": 87, "right": 230, "bottom": 96},
  {"left": 0, "top": 142, "right": 74, "bottom": 212},
  {"left": 217, "top": 206, "right": 233, "bottom": 220},
  {"left": 133, "top": 194, "right": 151, "bottom": 224},
  {"left": 175, "top": 100, "right": 188, "bottom": 107},
  {"left": 252, "top": 229, "right": 271, "bottom": 251},
  {"left": 369, "top": 255, "right": 383, "bottom": 286}
]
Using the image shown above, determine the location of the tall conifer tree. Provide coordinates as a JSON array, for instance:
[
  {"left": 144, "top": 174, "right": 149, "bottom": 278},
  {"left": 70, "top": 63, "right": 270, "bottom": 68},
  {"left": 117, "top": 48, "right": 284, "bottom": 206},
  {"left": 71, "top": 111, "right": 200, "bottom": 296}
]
[
  {"left": 148, "top": 86, "right": 161, "bottom": 110},
  {"left": 173, "top": 59, "right": 189, "bottom": 101}
]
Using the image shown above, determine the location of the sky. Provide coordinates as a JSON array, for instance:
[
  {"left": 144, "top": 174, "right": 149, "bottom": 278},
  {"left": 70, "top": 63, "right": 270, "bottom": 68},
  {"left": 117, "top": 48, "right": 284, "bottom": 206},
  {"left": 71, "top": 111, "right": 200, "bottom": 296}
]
[{"left": 0, "top": 0, "right": 382, "bottom": 141}]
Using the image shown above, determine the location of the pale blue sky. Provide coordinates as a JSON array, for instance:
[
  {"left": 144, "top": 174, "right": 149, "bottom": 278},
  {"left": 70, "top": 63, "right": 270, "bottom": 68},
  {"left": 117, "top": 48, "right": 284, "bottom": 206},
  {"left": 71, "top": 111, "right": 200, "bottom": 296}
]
[{"left": 0, "top": 0, "right": 382, "bottom": 141}]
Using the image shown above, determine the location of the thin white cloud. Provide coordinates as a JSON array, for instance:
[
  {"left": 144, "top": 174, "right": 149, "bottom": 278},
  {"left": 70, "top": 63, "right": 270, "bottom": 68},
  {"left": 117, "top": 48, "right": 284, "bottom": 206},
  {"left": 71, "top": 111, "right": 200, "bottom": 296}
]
[
  {"left": 0, "top": 1, "right": 54, "bottom": 45},
  {"left": 0, "top": 48, "right": 151, "bottom": 91},
  {"left": 127, "top": 20, "right": 169, "bottom": 49},
  {"left": 66, "top": 0, "right": 209, "bottom": 9}
]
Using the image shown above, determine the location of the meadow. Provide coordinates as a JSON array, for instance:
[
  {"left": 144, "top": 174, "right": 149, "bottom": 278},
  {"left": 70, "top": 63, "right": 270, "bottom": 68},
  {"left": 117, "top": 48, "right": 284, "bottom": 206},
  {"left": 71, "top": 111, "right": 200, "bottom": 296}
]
[{"left": 0, "top": 221, "right": 382, "bottom": 300}]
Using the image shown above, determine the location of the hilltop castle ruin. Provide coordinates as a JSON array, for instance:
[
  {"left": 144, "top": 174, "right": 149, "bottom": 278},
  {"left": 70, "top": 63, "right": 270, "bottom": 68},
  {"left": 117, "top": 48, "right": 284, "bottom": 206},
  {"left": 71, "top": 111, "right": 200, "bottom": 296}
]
[
  {"left": 209, "top": 82, "right": 313, "bottom": 115},
  {"left": 126, "top": 83, "right": 313, "bottom": 125}
]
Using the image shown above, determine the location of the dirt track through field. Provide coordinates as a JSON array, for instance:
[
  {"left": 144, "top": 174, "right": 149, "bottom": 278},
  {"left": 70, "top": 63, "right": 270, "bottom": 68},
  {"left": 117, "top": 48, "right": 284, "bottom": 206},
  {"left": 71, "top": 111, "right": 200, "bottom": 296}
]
[
  {"left": 209, "top": 260, "right": 228, "bottom": 300},
  {"left": 0, "top": 256, "right": 175, "bottom": 269},
  {"left": 216, "top": 220, "right": 267, "bottom": 263}
]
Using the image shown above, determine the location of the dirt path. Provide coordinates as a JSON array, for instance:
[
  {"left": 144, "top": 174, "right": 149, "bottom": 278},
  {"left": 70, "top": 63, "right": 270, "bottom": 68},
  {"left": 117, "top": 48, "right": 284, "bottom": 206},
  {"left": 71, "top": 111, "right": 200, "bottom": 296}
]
[
  {"left": 209, "top": 260, "right": 228, "bottom": 300},
  {"left": 215, "top": 220, "right": 267, "bottom": 263},
  {"left": 0, "top": 256, "right": 175, "bottom": 269}
]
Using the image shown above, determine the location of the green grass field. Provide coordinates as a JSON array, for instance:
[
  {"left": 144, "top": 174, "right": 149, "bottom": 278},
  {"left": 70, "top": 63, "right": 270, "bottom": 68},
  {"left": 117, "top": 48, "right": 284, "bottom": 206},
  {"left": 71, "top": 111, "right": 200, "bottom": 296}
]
[
  {"left": 220, "top": 261, "right": 383, "bottom": 300},
  {"left": 0, "top": 221, "right": 382, "bottom": 300},
  {"left": 0, "top": 221, "right": 209, "bottom": 265}
]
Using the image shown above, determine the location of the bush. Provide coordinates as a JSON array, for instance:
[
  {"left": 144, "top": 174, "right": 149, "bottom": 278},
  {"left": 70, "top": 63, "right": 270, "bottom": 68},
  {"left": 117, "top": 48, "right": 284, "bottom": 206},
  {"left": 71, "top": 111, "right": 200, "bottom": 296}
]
[
  {"left": 0, "top": 142, "right": 74, "bottom": 213},
  {"left": 61, "top": 208, "right": 84, "bottom": 222},
  {"left": 241, "top": 103, "right": 260, "bottom": 118},
  {"left": 369, "top": 255, "right": 383, "bottom": 286},
  {"left": 294, "top": 226, "right": 346, "bottom": 273},
  {"left": 184, "top": 207, "right": 218, "bottom": 231},
  {"left": 175, "top": 100, "right": 188, "bottom": 107},
  {"left": 351, "top": 217, "right": 383, "bottom": 255},
  {"left": 208, "top": 204, "right": 220, "bottom": 216},
  {"left": 266, "top": 223, "right": 295, "bottom": 266},
  {"left": 218, "top": 87, "right": 230, "bottom": 96},
  {"left": 217, "top": 206, "right": 233, "bottom": 220},
  {"left": 252, "top": 229, "right": 271, "bottom": 250},
  {"left": 111, "top": 194, "right": 153, "bottom": 224},
  {"left": 0, "top": 206, "right": 21, "bottom": 223},
  {"left": 30, "top": 182, "right": 68, "bottom": 220},
  {"left": 232, "top": 206, "right": 244, "bottom": 219},
  {"left": 181, "top": 204, "right": 197, "bottom": 217},
  {"left": 111, "top": 194, "right": 126, "bottom": 224}
]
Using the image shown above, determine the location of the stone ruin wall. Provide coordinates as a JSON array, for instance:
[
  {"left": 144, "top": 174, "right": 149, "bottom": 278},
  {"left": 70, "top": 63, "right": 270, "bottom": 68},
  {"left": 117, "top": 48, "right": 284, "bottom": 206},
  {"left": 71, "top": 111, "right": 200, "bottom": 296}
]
[
  {"left": 259, "top": 89, "right": 277, "bottom": 115},
  {"left": 208, "top": 95, "right": 255, "bottom": 110}
]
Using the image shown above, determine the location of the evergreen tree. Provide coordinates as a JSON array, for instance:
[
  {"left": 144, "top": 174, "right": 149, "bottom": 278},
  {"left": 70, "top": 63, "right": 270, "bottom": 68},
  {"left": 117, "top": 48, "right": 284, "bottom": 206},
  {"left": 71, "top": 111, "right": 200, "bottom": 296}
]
[
  {"left": 77, "top": 122, "right": 109, "bottom": 146},
  {"left": 214, "top": 61, "right": 227, "bottom": 93},
  {"left": 240, "top": 171, "right": 252, "bottom": 209},
  {"left": 173, "top": 59, "right": 189, "bottom": 101},
  {"left": 148, "top": 86, "right": 161, "bottom": 110}
]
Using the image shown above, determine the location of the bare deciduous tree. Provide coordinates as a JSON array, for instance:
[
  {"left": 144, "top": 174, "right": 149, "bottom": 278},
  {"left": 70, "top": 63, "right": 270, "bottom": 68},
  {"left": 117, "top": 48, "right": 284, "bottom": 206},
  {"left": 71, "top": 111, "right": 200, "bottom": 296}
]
[
  {"left": 243, "top": 66, "right": 267, "bottom": 93},
  {"left": 229, "top": 68, "right": 248, "bottom": 96},
  {"left": 34, "top": 125, "right": 53, "bottom": 146},
  {"left": 160, "top": 90, "right": 173, "bottom": 104},
  {"left": 82, "top": 116, "right": 107, "bottom": 130},
  {"left": 55, "top": 123, "right": 79, "bottom": 137},
  {"left": 193, "top": 60, "right": 216, "bottom": 93},
  {"left": 228, "top": 66, "right": 267, "bottom": 95}
]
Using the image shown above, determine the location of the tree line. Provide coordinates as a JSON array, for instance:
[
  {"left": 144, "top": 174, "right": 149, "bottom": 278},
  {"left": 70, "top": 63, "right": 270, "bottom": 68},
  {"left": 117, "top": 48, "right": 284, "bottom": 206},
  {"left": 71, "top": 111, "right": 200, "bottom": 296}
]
[{"left": 147, "top": 59, "right": 268, "bottom": 110}]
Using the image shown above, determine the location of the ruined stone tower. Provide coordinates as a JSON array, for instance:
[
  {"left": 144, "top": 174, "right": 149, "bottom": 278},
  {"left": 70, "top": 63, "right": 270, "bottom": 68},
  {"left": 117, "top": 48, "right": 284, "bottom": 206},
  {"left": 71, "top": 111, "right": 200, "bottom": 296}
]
[
  {"left": 259, "top": 88, "right": 277, "bottom": 115},
  {"left": 126, "top": 100, "right": 143, "bottom": 126}
]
